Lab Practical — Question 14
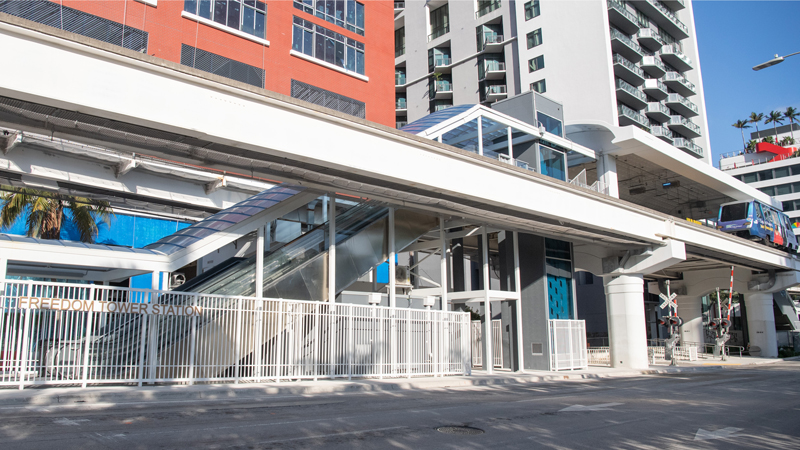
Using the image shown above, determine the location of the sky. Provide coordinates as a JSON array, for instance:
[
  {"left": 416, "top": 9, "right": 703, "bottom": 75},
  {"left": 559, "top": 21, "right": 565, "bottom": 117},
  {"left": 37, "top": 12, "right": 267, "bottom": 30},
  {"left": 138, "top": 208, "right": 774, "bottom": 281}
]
[{"left": 693, "top": 1, "right": 800, "bottom": 165}]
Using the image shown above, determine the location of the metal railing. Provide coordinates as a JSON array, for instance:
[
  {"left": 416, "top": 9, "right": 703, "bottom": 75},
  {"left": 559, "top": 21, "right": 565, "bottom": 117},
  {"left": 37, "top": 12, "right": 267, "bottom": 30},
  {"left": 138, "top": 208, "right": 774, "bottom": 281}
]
[
  {"left": 663, "top": 71, "right": 695, "bottom": 92},
  {"left": 637, "top": 28, "right": 665, "bottom": 46},
  {"left": 641, "top": 55, "right": 667, "bottom": 72},
  {"left": 428, "top": 25, "right": 450, "bottom": 42},
  {"left": 483, "top": 60, "right": 506, "bottom": 73},
  {"left": 549, "top": 320, "right": 588, "bottom": 371},
  {"left": 433, "top": 56, "right": 452, "bottom": 68},
  {"left": 647, "top": 101, "right": 670, "bottom": 117},
  {"left": 0, "top": 281, "right": 471, "bottom": 389},
  {"left": 396, "top": 99, "right": 407, "bottom": 109},
  {"left": 618, "top": 104, "right": 650, "bottom": 128},
  {"left": 482, "top": 33, "right": 504, "bottom": 49},
  {"left": 394, "top": 2, "right": 405, "bottom": 10},
  {"left": 469, "top": 320, "right": 503, "bottom": 368},
  {"left": 396, "top": 121, "right": 407, "bottom": 129},
  {"left": 666, "top": 93, "right": 699, "bottom": 114},
  {"left": 616, "top": 78, "right": 647, "bottom": 102},
  {"left": 434, "top": 81, "right": 452, "bottom": 92},
  {"left": 569, "top": 169, "right": 606, "bottom": 194},
  {"left": 588, "top": 347, "right": 611, "bottom": 366},
  {"left": 613, "top": 53, "right": 644, "bottom": 78},
  {"left": 646, "top": 0, "right": 689, "bottom": 35},
  {"left": 668, "top": 115, "right": 701, "bottom": 134},
  {"left": 607, "top": 0, "right": 639, "bottom": 26},
  {"left": 485, "top": 85, "right": 507, "bottom": 95},
  {"left": 644, "top": 78, "right": 668, "bottom": 93},
  {"left": 476, "top": 0, "right": 501, "bottom": 19},
  {"left": 610, "top": 28, "right": 643, "bottom": 54},
  {"left": 651, "top": 125, "right": 673, "bottom": 139},
  {"left": 661, "top": 44, "right": 693, "bottom": 66},
  {"left": 395, "top": 74, "right": 406, "bottom": 86},
  {"left": 674, "top": 138, "right": 703, "bottom": 157}
]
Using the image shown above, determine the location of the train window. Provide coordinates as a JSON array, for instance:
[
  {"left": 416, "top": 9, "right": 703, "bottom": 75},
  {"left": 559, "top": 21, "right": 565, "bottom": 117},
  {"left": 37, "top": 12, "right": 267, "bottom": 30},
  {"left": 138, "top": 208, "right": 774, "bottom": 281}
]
[
  {"left": 720, "top": 203, "right": 748, "bottom": 222},
  {"left": 776, "top": 184, "right": 792, "bottom": 195},
  {"left": 758, "top": 170, "right": 773, "bottom": 181},
  {"left": 742, "top": 173, "right": 758, "bottom": 183},
  {"left": 759, "top": 186, "right": 775, "bottom": 196},
  {"left": 774, "top": 166, "right": 791, "bottom": 178},
  {"left": 755, "top": 203, "right": 764, "bottom": 220}
]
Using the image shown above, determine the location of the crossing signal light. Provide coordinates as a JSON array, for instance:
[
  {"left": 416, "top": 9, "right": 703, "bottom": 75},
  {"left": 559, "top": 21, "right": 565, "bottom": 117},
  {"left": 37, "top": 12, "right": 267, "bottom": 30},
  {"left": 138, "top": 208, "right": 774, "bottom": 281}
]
[
  {"left": 709, "top": 319, "right": 720, "bottom": 329},
  {"left": 657, "top": 317, "right": 668, "bottom": 326},
  {"left": 720, "top": 318, "right": 731, "bottom": 329},
  {"left": 668, "top": 316, "right": 682, "bottom": 327}
]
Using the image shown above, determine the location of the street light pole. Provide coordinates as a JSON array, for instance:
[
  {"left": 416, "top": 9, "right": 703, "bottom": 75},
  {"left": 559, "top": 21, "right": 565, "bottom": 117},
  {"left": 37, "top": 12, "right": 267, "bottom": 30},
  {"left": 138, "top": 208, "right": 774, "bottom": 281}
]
[{"left": 753, "top": 51, "right": 800, "bottom": 71}]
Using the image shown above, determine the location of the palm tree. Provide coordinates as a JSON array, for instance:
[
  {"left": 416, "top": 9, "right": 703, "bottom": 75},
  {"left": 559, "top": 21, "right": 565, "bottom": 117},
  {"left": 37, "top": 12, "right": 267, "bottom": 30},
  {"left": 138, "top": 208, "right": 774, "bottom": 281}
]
[
  {"left": 765, "top": 110, "right": 784, "bottom": 143},
  {"left": 0, "top": 186, "right": 113, "bottom": 242},
  {"left": 749, "top": 112, "right": 765, "bottom": 138},
  {"left": 785, "top": 106, "right": 799, "bottom": 142},
  {"left": 732, "top": 119, "right": 751, "bottom": 151}
]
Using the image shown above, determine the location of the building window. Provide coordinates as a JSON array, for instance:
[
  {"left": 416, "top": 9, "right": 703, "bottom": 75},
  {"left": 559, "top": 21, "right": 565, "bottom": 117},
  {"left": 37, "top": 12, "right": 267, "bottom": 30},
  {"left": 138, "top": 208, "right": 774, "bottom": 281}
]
[
  {"left": 293, "top": 0, "right": 365, "bottom": 36},
  {"left": 524, "top": 0, "right": 540, "bottom": 20},
  {"left": 538, "top": 112, "right": 562, "bottom": 137},
  {"left": 528, "top": 55, "right": 544, "bottom": 72},
  {"left": 527, "top": 28, "right": 542, "bottom": 49},
  {"left": 184, "top": 0, "right": 267, "bottom": 39},
  {"left": 429, "top": 4, "right": 450, "bottom": 41},
  {"left": 291, "top": 79, "right": 366, "bottom": 118},
  {"left": 181, "top": 44, "right": 265, "bottom": 88},
  {"left": 395, "top": 27, "right": 405, "bottom": 57},
  {"left": 292, "top": 16, "right": 365, "bottom": 75},
  {"left": 530, "top": 79, "right": 546, "bottom": 93}
]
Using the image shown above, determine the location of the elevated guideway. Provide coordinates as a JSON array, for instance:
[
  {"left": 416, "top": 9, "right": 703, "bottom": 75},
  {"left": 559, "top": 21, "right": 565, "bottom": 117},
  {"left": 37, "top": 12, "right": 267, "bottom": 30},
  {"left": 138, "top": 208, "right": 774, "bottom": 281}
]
[{"left": 0, "top": 15, "right": 797, "bottom": 274}]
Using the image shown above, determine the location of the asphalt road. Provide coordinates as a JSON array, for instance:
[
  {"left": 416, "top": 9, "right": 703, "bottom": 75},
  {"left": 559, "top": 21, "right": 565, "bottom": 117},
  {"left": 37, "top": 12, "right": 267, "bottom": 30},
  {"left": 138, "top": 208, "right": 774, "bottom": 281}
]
[{"left": 1, "top": 362, "right": 798, "bottom": 449}]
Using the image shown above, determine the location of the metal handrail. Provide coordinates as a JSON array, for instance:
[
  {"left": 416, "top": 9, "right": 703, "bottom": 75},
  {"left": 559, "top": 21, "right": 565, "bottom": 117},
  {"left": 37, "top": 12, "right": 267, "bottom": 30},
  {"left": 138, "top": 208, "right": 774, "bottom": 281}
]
[
  {"left": 616, "top": 78, "right": 647, "bottom": 102},
  {"left": 613, "top": 53, "right": 644, "bottom": 77},
  {"left": 428, "top": 24, "right": 450, "bottom": 42},
  {"left": 610, "top": 28, "right": 642, "bottom": 54},
  {"left": 668, "top": 115, "right": 700, "bottom": 134},
  {"left": 642, "top": 55, "right": 667, "bottom": 72},
  {"left": 664, "top": 71, "right": 695, "bottom": 92},
  {"left": 646, "top": 0, "right": 689, "bottom": 35},
  {"left": 607, "top": 0, "right": 639, "bottom": 25},
  {"left": 661, "top": 44, "right": 693, "bottom": 65},
  {"left": 666, "top": 93, "right": 698, "bottom": 113}
]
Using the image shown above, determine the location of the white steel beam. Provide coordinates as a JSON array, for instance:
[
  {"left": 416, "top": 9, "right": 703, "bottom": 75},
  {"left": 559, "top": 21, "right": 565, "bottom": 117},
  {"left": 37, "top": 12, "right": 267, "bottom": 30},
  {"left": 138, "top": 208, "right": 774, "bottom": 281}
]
[{"left": 328, "top": 194, "right": 336, "bottom": 302}]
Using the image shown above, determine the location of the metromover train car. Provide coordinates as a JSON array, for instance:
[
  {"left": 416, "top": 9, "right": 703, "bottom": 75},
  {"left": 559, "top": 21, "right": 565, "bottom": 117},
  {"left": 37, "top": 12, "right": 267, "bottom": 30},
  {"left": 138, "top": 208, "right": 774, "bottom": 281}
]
[{"left": 717, "top": 199, "right": 798, "bottom": 253}]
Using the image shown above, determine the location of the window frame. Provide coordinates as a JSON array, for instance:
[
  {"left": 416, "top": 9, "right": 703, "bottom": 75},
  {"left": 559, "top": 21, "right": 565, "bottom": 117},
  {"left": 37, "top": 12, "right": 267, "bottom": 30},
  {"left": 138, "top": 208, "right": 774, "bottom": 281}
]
[
  {"left": 291, "top": 16, "right": 367, "bottom": 78},
  {"left": 183, "top": 0, "right": 268, "bottom": 41},
  {"left": 527, "top": 28, "right": 542, "bottom": 49},
  {"left": 524, "top": 0, "right": 540, "bottom": 20},
  {"left": 528, "top": 55, "right": 544, "bottom": 72}
]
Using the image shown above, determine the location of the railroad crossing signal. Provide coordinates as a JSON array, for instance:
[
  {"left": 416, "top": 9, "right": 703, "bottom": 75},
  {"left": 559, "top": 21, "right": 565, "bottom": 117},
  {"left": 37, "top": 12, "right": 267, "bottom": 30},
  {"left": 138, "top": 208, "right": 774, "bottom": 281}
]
[{"left": 659, "top": 292, "right": 677, "bottom": 310}]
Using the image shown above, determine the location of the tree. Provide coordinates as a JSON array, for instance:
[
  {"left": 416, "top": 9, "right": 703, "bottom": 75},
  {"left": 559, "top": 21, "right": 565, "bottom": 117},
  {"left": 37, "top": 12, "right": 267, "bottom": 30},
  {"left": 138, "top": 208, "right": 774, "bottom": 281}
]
[
  {"left": 785, "top": 106, "right": 799, "bottom": 142},
  {"left": 0, "top": 186, "right": 113, "bottom": 242},
  {"left": 732, "top": 119, "right": 751, "bottom": 151},
  {"left": 765, "top": 110, "right": 784, "bottom": 143},
  {"left": 746, "top": 139, "right": 758, "bottom": 152},
  {"left": 749, "top": 112, "right": 765, "bottom": 138}
]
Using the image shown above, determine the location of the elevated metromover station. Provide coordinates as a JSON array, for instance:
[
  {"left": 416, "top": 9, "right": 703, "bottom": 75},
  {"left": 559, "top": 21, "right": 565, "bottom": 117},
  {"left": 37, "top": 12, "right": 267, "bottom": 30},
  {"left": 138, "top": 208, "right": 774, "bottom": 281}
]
[{"left": 0, "top": 14, "right": 797, "bottom": 383}]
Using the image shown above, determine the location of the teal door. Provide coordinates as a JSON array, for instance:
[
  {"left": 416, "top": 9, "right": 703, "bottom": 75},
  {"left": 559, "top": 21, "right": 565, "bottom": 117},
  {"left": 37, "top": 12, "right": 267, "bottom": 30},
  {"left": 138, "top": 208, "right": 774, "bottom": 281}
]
[{"left": 547, "top": 274, "right": 573, "bottom": 319}]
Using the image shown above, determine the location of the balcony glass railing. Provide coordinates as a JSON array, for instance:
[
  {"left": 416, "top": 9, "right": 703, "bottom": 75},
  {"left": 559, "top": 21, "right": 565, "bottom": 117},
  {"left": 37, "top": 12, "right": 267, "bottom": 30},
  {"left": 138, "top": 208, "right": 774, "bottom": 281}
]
[
  {"left": 660, "top": 44, "right": 692, "bottom": 65},
  {"left": 647, "top": 102, "right": 670, "bottom": 116},
  {"left": 428, "top": 24, "right": 450, "bottom": 42},
  {"left": 641, "top": 55, "right": 667, "bottom": 72},
  {"left": 396, "top": 99, "right": 407, "bottom": 109},
  {"left": 435, "top": 81, "right": 452, "bottom": 92},
  {"left": 644, "top": 79, "right": 668, "bottom": 93},
  {"left": 674, "top": 137, "right": 703, "bottom": 157},
  {"left": 482, "top": 33, "right": 504, "bottom": 49},
  {"left": 433, "top": 56, "right": 452, "bottom": 67},
  {"left": 651, "top": 126, "right": 673, "bottom": 139},
  {"left": 607, "top": 0, "right": 639, "bottom": 25},
  {"left": 646, "top": 0, "right": 689, "bottom": 35},
  {"left": 666, "top": 93, "right": 698, "bottom": 113},
  {"left": 396, "top": 121, "right": 407, "bottom": 129},
  {"left": 395, "top": 45, "right": 405, "bottom": 58},
  {"left": 669, "top": 116, "right": 701, "bottom": 134},
  {"left": 663, "top": 71, "right": 695, "bottom": 92},
  {"left": 395, "top": 74, "right": 406, "bottom": 85},
  {"left": 618, "top": 104, "right": 649, "bottom": 128},
  {"left": 637, "top": 28, "right": 665, "bottom": 46},
  {"left": 394, "top": 2, "right": 405, "bottom": 10},
  {"left": 484, "top": 61, "right": 506, "bottom": 72},
  {"left": 610, "top": 28, "right": 642, "bottom": 54},
  {"left": 486, "top": 85, "right": 507, "bottom": 95},
  {"left": 433, "top": 103, "right": 453, "bottom": 112},
  {"left": 613, "top": 54, "right": 644, "bottom": 77},
  {"left": 616, "top": 78, "right": 647, "bottom": 102},
  {"left": 476, "top": 0, "right": 501, "bottom": 18}
]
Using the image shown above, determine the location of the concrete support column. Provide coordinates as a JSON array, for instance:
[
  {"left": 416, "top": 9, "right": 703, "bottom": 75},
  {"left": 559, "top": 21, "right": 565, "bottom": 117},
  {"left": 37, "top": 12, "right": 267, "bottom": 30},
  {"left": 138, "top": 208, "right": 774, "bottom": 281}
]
[
  {"left": 439, "top": 217, "right": 447, "bottom": 311},
  {"left": 745, "top": 293, "right": 778, "bottom": 357},
  {"left": 679, "top": 296, "right": 704, "bottom": 347},
  {"left": 597, "top": 154, "right": 619, "bottom": 198},
  {"left": 328, "top": 194, "right": 336, "bottom": 302},
  {"left": 603, "top": 274, "right": 648, "bottom": 369},
  {"left": 481, "top": 226, "right": 493, "bottom": 374}
]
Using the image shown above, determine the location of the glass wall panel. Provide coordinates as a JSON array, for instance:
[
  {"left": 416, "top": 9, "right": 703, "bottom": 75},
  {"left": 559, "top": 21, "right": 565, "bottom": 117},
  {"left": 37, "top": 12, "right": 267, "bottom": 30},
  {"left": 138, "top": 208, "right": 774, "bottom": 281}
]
[{"left": 540, "top": 144, "right": 566, "bottom": 181}]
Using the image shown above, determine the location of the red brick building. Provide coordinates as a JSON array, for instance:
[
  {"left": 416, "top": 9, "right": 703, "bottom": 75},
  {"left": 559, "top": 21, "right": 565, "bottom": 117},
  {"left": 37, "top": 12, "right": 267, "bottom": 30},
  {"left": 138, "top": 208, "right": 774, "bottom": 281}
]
[{"left": 0, "top": 0, "right": 395, "bottom": 126}]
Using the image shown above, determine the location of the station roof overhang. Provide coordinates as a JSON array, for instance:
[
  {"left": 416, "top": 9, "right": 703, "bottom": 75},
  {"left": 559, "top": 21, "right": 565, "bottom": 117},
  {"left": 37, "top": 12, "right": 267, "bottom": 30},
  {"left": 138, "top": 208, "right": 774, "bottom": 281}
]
[{"left": 566, "top": 122, "right": 778, "bottom": 220}]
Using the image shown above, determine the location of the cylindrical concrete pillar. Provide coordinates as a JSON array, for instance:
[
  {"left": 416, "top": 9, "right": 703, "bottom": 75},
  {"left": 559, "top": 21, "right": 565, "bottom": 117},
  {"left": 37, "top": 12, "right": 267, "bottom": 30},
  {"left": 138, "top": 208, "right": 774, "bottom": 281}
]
[
  {"left": 679, "top": 296, "right": 704, "bottom": 347},
  {"left": 603, "top": 274, "right": 648, "bottom": 369},
  {"left": 745, "top": 293, "right": 778, "bottom": 358}
]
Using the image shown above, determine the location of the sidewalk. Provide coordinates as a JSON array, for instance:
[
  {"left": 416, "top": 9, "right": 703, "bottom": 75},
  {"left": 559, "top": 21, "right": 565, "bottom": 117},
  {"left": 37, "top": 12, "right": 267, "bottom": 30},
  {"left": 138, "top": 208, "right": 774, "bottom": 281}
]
[{"left": 0, "top": 356, "right": 796, "bottom": 407}]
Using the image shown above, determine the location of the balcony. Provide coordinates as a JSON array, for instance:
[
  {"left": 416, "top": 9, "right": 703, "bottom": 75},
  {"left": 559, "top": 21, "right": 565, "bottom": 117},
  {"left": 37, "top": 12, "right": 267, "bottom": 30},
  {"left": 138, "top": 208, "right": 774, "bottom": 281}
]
[
  {"left": 662, "top": 0, "right": 686, "bottom": 11},
  {"left": 482, "top": 33, "right": 505, "bottom": 52},
  {"left": 640, "top": 55, "right": 667, "bottom": 77},
  {"left": 665, "top": 93, "right": 699, "bottom": 117},
  {"left": 618, "top": 104, "right": 650, "bottom": 130},
  {"left": 610, "top": 28, "right": 643, "bottom": 62},
  {"left": 645, "top": 102, "right": 671, "bottom": 122},
  {"left": 636, "top": 28, "right": 665, "bottom": 51},
  {"left": 395, "top": 73, "right": 406, "bottom": 92},
  {"left": 396, "top": 120, "right": 407, "bottom": 129},
  {"left": 480, "top": 61, "right": 506, "bottom": 80},
  {"left": 394, "top": 2, "right": 405, "bottom": 13},
  {"left": 476, "top": 0, "right": 501, "bottom": 19},
  {"left": 642, "top": 78, "right": 668, "bottom": 100},
  {"left": 428, "top": 25, "right": 449, "bottom": 42},
  {"left": 651, "top": 125, "right": 674, "bottom": 143},
  {"left": 433, "top": 81, "right": 453, "bottom": 99},
  {"left": 396, "top": 99, "right": 407, "bottom": 113},
  {"left": 637, "top": 0, "right": 690, "bottom": 40},
  {"left": 615, "top": 78, "right": 647, "bottom": 110},
  {"left": 663, "top": 71, "right": 696, "bottom": 97},
  {"left": 613, "top": 54, "right": 645, "bottom": 86},
  {"left": 667, "top": 115, "right": 701, "bottom": 138},
  {"left": 674, "top": 137, "right": 703, "bottom": 159},
  {"left": 485, "top": 84, "right": 508, "bottom": 102},
  {"left": 432, "top": 56, "right": 452, "bottom": 73},
  {"left": 607, "top": 0, "right": 640, "bottom": 35},
  {"left": 659, "top": 44, "right": 692, "bottom": 71}
]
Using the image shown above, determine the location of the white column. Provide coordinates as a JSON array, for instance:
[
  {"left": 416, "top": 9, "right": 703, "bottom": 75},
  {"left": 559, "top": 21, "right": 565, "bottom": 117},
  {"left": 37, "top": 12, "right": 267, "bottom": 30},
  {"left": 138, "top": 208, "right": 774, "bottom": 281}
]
[
  {"left": 439, "top": 217, "right": 447, "bottom": 311},
  {"left": 388, "top": 208, "right": 396, "bottom": 308},
  {"left": 679, "top": 296, "right": 704, "bottom": 347},
  {"left": 254, "top": 224, "right": 265, "bottom": 379},
  {"left": 482, "top": 226, "right": 493, "bottom": 374},
  {"left": 745, "top": 293, "right": 778, "bottom": 358},
  {"left": 328, "top": 194, "right": 336, "bottom": 302},
  {"left": 603, "top": 274, "right": 649, "bottom": 369},
  {"left": 477, "top": 116, "right": 484, "bottom": 156},
  {"left": 597, "top": 154, "right": 619, "bottom": 198},
  {"left": 513, "top": 231, "right": 524, "bottom": 372}
]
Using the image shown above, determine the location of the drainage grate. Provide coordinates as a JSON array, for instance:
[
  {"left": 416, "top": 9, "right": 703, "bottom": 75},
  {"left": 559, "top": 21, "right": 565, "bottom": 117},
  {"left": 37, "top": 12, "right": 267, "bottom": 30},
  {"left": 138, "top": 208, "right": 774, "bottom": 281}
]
[{"left": 436, "top": 426, "right": 485, "bottom": 436}]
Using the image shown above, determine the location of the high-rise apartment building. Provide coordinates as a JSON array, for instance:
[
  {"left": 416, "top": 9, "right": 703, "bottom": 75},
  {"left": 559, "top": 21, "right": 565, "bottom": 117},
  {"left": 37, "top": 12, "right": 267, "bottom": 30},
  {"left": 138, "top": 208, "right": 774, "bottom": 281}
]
[
  {"left": 0, "top": 0, "right": 395, "bottom": 125},
  {"left": 394, "top": 0, "right": 711, "bottom": 163}
]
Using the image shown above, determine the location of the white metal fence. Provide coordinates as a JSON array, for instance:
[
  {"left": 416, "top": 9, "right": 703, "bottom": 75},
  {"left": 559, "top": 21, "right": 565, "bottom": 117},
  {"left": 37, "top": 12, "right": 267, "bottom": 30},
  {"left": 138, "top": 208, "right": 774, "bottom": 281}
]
[
  {"left": 587, "top": 347, "right": 610, "bottom": 366},
  {"left": 469, "top": 320, "right": 503, "bottom": 369},
  {"left": 0, "top": 281, "right": 471, "bottom": 389},
  {"left": 549, "top": 319, "right": 588, "bottom": 371}
]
